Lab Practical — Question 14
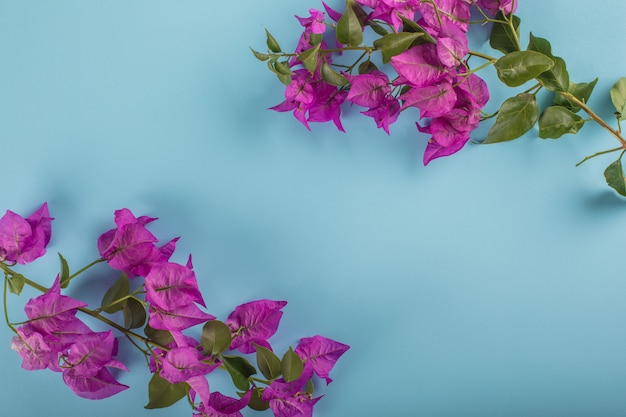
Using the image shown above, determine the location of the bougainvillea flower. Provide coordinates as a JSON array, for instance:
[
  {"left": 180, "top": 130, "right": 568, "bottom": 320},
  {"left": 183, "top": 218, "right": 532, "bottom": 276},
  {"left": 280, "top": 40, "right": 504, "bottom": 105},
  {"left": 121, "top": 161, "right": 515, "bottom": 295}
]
[
  {"left": 10, "top": 325, "right": 56, "bottom": 370},
  {"left": 361, "top": 97, "right": 401, "bottom": 135},
  {"left": 145, "top": 262, "right": 206, "bottom": 310},
  {"left": 149, "top": 303, "right": 215, "bottom": 331},
  {"left": 391, "top": 44, "right": 449, "bottom": 88},
  {"left": 435, "top": 21, "right": 469, "bottom": 68},
  {"left": 97, "top": 208, "right": 178, "bottom": 277},
  {"left": 23, "top": 275, "right": 89, "bottom": 335},
  {"left": 0, "top": 202, "right": 52, "bottom": 264},
  {"left": 263, "top": 362, "right": 320, "bottom": 417},
  {"left": 476, "top": 0, "right": 518, "bottom": 16},
  {"left": 64, "top": 331, "right": 127, "bottom": 377},
  {"left": 345, "top": 71, "right": 391, "bottom": 108},
  {"left": 295, "top": 335, "right": 350, "bottom": 384},
  {"left": 322, "top": 1, "right": 342, "bottom": 22},
  {"left": 456, "top": 73, "right": 490, "bottom": 110},
  {"left": 296, "top": 9, "right": 327, "bottom": 35},
  {"left": 419, "top": 0, "right": 471, "bottom": 31},
  {"left": 420, "top": 128, "right": 471, "bottom": 165},
  {"left": 400, "top": 82, "right": 457, "bottom": 118},
  {"left": 193, "top": 390, "right": 252, "bottom": 417},
  {"left": 160, "top": 346, "right": 216, "bottom": 404},
  {"left": 62, "top": 366, "right": 129, "bottom": 400},
  {"left": 360, "top": 0, "right": 420, "bottom": 31},
  {"left": 307, "top": 83, "right": 347, "bottom": 132},
  {"left": 226, "top": 299, "right": 287, "bottom": 354}
]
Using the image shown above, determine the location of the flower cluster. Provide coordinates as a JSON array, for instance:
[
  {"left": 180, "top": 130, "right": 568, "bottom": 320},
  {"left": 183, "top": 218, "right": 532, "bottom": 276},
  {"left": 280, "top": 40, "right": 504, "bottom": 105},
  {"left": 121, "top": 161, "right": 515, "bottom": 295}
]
[
  {"left": 256, "top": 1, "right": 626, "bottom": 196},
  {"left": 257, "top": 0, "right": 517, "bottom": 165},
  {"left": 1, "top": 204, "right": 349, "bottom": 417}
]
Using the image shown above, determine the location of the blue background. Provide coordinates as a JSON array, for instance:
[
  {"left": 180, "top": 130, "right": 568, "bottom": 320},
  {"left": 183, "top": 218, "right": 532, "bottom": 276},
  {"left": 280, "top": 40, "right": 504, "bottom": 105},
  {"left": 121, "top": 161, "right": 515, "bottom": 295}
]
[{"left": 1, "top": 1, "right": 626, "bottom": 416}]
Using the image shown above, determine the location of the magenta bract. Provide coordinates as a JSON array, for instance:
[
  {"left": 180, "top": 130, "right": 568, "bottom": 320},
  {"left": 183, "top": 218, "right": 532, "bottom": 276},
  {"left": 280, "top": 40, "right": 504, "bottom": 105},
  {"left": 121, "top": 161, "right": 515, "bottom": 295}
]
[
  {"left": 295, "top": 335, "right": 350, "bottom": 384},
  {"left": 226, "top": 299, "right": 287, "bottom": 354},
  {"left": 0, "top": 203, "right": 52, "bottom": 264}
]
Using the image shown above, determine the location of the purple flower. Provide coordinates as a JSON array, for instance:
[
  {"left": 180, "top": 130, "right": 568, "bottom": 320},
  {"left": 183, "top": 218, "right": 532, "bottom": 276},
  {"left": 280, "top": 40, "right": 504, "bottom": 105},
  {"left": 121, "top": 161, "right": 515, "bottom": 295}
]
[
  {"left": 0, "top": 202, "right": 52, "bottom": 264},
  {"left": 23, "top": 275, "right": 89, "bottom": 336},
  {"left": 419, "top": 0, "right": 471, "bottom": 31},
  {"left": 361, "top": 97, "right": 401, "bottom": 135},
  {"left": 144, "top": 262, "right": 206, "bottom": 311},
  {"left": 63, "top": 331, "right": 127, "bottom": 377},
  {"left": 149, "top": 303, "right": 215, "bottom": 332},
  {"left": 390, "top": 44, "right": 450, "bottom": 88},
  {"left": 193, "top": 391, "right": 252, "bottom": 417},
  {"left": 226, "top": 299, "right": 287, "bottom": 354},
  {"left": 296, "top": 9, "right": 327, "bottom": 35},
  {"left": 477, "top": 0, "right": 518, "bottom": 16},
  {"left": 400, "top": 81, "right": 457, "bottom": 118},
  {"left": 345, "top": 71, "right": 391, "bottom": 108},
  {"left": 307, "top": 82, "right": 347, "bottom": 132},
  {"left": 97, "top": 208, "right": 178, "bottom": 277},
  {"left": 295, "top": 335, "right": 350, "bottom": 384},
  {"left": 10, "top": 325, "right": 55, "bottom": 370},
  {"left": 161, "top": 346, "right": 215, "bottom": 405},
  {"left": 262, "top": 362, "right": 320, "bottom": 417},
  {"left": 62, "top": 367, "right": 129, "bottom": 400}
]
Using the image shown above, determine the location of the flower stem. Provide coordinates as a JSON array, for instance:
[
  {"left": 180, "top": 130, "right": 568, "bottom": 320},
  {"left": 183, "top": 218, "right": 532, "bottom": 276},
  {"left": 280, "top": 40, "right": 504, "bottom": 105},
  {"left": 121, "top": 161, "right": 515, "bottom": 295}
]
[
  {"left": 2, "top": 264, "right": 170, "bottom": 352},
  {"left": 557, "top": 91, "right": 626, "bottom": 148},
  {"left": 66, "top": 258, "right": 105, "bottom": 283},
  {"left": 576, "top": 146, "right": 624, "bottom": 166},
  {"left": 3, "top": 276, "right": 17, "bottom": 334}
]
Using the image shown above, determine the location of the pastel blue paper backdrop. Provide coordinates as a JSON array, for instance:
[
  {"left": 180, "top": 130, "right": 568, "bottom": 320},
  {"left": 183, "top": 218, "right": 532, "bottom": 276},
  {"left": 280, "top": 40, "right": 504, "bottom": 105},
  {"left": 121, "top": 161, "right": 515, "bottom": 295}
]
[{"left": 1, "top": 1, "right": 626, "bottom": 416}]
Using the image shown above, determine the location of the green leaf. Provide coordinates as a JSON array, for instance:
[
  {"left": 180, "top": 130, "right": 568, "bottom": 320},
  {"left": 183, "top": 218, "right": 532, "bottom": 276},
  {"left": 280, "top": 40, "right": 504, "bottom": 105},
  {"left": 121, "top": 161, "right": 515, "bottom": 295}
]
[
  {"left": 298, "top": 43, "right": 321, "bottom": 73},
  {"left": 144, "top": 325, "right": 173, "bottom": 346},
  {"left": 495, "top": 50, "right": 554, "bottom": 87},
  {"left": 321, "top": 62, "right": 348, "bottom": 86},
  {"left": 554, "top": 78, "right": 598, "bottom": 112},
  {"left": 100, "top": 274, "right": 130, "bottom": 314},
  {"left": 145, "top": 372, "right": 189, "bottom": 409},
  {"left": 484, "top": 93, "right": 539, "bottom": 143},
  {"left": 281, "top": 347, "right": 304, "bottom": 383},
  {"left": 306, "top": 379, "right": 315, "bottom": 394},
  {"left": 527, "top": 33, "right": 569, "bottom": 92},
  {"left": 489, "top": 12, "right": 521, "bottom": 54},
  {"left": 604, "top": 157, "right": 626, "bottom": 196},
  {"left": 526, "top": 32, "right": 552, "bottom": 56},
  {"left": 267, "top": 60, "right": 292, "bottom": 85},
  {"left": 610, "top": 78, "right": 626, "bottom": 120},
  {"left": 336, "top": 0, "right": 362, "bottom": 47},
  {"left": 255, "top": 343, "right": 282, "bottom": 380},
  {"left": 250, "top": 47, "right": 271, "bottom": 62},
  {"left": 58, "top": 253, "right": 71, "bottom": 289},
  {"left": 273, "top": 61, "right": 293, "bottom": 76},
  {"left": 368, "top": 21, "right": 389, "bottom": 36},
  {"left": 309, "top": 33, "right": 323, "bottom": 46},
  {"left": 373, "top": 32, "right": 422, "bottom": 64},
  {"left": 357, "top": 60, "right": 378, "bottom": 75},
  {"left": 538, "top": 57, "right": 569, "bottom": 92},
  {"left": 223, "top": 355, "right": 257, "bottom": 391},
  {"left": 122, "top": 297, "right": 147, "bottom": 329},
  {"left": 538, "top": 106, "right": 584, "bottom": 139},
  {"left": 201, "top": 320, "right": 232, "bottom": 355},
  {"left": 246, "top": 387, "right": 270, "bottom": 411},
  {"left": 7, "top": 273, "right": 25, "bottom": 295},
  {"left": 399, "top": 16, "right": 435, "bottom": 44},
  {"left": 265, "top": 29, "right": 281, "bottom": 53}
]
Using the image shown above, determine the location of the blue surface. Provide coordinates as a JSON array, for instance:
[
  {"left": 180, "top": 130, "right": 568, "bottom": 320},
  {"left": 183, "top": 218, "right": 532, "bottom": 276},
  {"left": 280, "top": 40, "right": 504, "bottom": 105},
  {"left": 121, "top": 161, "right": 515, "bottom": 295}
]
[{"left": 1, "top": 1, "right": 626, "bottom": 416}]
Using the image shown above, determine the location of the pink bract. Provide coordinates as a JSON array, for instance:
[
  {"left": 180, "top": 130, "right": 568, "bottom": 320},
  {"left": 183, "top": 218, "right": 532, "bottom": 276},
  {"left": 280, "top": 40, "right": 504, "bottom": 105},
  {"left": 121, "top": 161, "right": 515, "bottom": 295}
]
[
  {"left": 0, "top": 202, "right": 53, "bottom": 264},
  {"left": 226, "top": 299, "right": 287, "bottom": 354}
]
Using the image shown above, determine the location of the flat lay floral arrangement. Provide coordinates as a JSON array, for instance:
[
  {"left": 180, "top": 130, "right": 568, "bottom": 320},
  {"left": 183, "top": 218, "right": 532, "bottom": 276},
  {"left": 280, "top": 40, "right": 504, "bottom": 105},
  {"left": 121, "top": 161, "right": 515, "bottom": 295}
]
[
  {"left": 253, "top": 0, "right": 626, "bottom": 196},
  {"left": 1, "top": 203, "right": 349, "bottom": 417},
  {"left": 3, "top": 1, "right": 626, "bottom": 417}
]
